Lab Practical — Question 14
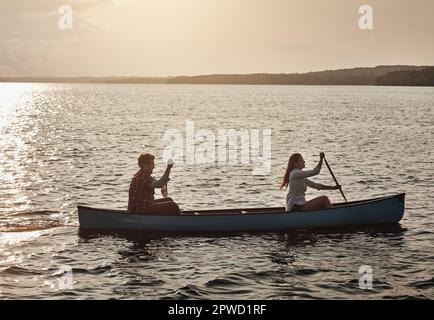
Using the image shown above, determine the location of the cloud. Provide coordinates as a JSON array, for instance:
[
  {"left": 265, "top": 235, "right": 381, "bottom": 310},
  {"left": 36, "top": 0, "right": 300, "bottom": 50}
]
[
  {"left": 0, "top": 43, "right": 33, "bottom": 73},
  {"left": 0, "top": 0, "right": 110, "bottom": 76},
  {"left": 0, "top": 0, "right": 110, "bottom": 42},
  {"left": 0, "top": 0, "right": 111, "bottom": 15}
]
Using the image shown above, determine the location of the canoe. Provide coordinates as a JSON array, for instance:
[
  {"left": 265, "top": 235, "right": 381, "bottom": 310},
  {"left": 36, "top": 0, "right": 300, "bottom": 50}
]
[{"left": 77, "top": 193, "right": 405, "bottom": 233}]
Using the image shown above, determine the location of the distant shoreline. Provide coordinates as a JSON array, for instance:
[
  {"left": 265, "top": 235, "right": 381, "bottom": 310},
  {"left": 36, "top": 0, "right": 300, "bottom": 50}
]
[{"left": 1, "top": 65, "right": 433, "bottom": 86}]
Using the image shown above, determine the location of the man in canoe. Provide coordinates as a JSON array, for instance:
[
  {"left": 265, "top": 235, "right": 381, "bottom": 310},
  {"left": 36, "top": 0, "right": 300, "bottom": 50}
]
[
  {"left": 128, "top": 153, "right": 180, "bottom": 215},
  {"left": 280, "top": 152, "right": 340, "bottom": 212}
]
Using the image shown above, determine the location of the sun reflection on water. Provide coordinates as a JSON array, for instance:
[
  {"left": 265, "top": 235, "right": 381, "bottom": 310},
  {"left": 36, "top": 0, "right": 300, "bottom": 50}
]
[
  {"left": 0, "top": 230, "right": 44, "bottom": 250},
  {"left": 0, "top": 83, "right": 51, "bottom": 215},
  {"left": 0, "top": 83, "right": 37, "bottom": 132}
]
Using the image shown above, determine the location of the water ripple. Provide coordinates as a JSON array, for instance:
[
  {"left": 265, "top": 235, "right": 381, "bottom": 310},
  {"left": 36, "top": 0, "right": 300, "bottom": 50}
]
[{"left": 0, "top": 84, "right": 433, "bottom": 299}]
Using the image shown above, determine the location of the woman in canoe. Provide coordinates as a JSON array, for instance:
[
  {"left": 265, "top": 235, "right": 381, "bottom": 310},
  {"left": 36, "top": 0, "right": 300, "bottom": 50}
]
[
  {"left": 128, "top": 153, "right": 180, "bottom": 215},
  {"left": 280, "top": 152, "right": 340, "bottom": 212}
]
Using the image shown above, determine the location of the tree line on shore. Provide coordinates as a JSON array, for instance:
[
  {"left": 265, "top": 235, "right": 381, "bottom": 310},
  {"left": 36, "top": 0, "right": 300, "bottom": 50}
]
[{"left": 1, "top": 65, "right": 433, "bottom": 86}]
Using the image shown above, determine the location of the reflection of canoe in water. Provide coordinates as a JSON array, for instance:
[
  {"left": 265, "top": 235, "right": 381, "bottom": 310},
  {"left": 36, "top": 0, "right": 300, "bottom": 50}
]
[{"left": 77, "top": 193, "right": 405, "bottom": 233}]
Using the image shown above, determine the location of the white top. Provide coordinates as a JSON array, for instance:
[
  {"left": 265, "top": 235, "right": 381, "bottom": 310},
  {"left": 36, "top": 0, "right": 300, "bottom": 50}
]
[{"left": 285, "top": 167, "right": 323, "bottom": 211}]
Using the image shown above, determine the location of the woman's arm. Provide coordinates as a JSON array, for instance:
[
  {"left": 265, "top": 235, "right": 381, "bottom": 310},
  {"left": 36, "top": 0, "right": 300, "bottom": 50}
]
[
  {"left": 305, "top": 179, "right": 340, "bottom": 190},
  {"left": 291, "top": 153, "right": 325, "bottom": 179},
  {"left": 304, "top": 178, "right": 322, "bottom": 190},
  {"left": 291, "top": 167, "right": 320, "bottom": 179},
  {"left": 316, "top": 152, "right": 324, "bottom": 171},
  {"left": 321, "top": 184, "right": 341, "bottom": 190}
]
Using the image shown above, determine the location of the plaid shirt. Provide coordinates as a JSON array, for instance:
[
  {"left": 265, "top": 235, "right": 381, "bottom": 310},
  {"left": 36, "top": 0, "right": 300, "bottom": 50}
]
[{"left": 127, "top": 170, "right": 155, "bottom": 213}]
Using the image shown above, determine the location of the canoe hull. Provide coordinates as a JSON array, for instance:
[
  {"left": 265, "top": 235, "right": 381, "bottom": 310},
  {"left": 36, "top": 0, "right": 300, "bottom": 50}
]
[{"left": 77, "top": 194, "right": 405, "bottom": 233}]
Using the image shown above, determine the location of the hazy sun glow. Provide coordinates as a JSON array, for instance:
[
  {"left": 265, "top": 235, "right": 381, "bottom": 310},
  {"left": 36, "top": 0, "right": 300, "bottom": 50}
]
[{"left": 0, "top": 0, "right": 433, "bottom": 76}]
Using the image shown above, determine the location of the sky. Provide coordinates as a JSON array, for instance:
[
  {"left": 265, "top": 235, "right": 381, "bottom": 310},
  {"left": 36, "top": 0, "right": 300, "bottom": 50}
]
[{"left": 1, "top": 0, "right": 434, "bottom": 77}]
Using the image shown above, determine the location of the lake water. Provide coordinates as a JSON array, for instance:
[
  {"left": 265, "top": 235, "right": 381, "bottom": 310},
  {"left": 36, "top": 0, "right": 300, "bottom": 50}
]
[{"left": 0, "top": 83, "right": 433, "bottom": 299}]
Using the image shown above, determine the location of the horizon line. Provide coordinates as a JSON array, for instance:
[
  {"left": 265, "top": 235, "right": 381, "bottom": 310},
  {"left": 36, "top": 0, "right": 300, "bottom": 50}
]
[{"left": 1, "top": 64, "right": 432, "bottom": 79}]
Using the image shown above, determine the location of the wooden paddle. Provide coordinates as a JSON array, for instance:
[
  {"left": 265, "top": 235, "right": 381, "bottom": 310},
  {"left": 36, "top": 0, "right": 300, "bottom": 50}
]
[
  {"left": 324, "top": 156, "right": 347, "bottom": 203},
  {"left": 161, "top": 184, "right": 168, "bottom": 198},
  {"left": 161, "top": 158, "right": 174, "bottom": 198}
]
